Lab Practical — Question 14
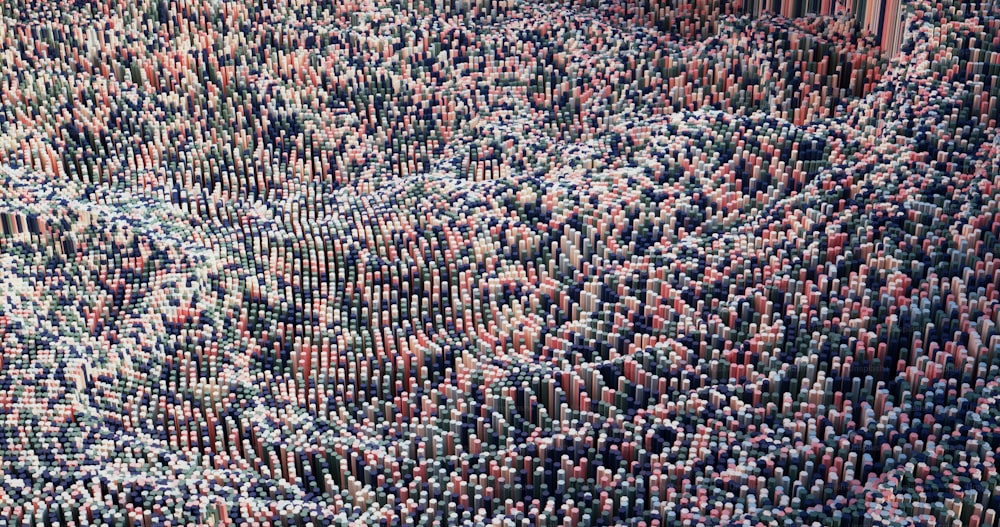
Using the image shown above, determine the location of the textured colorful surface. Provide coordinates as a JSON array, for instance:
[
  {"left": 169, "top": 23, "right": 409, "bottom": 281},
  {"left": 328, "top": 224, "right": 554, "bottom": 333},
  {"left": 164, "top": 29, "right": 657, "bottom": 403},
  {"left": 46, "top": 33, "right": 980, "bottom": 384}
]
[{"left": 0, "top": 0, "right": 999, "bottom": 526}]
